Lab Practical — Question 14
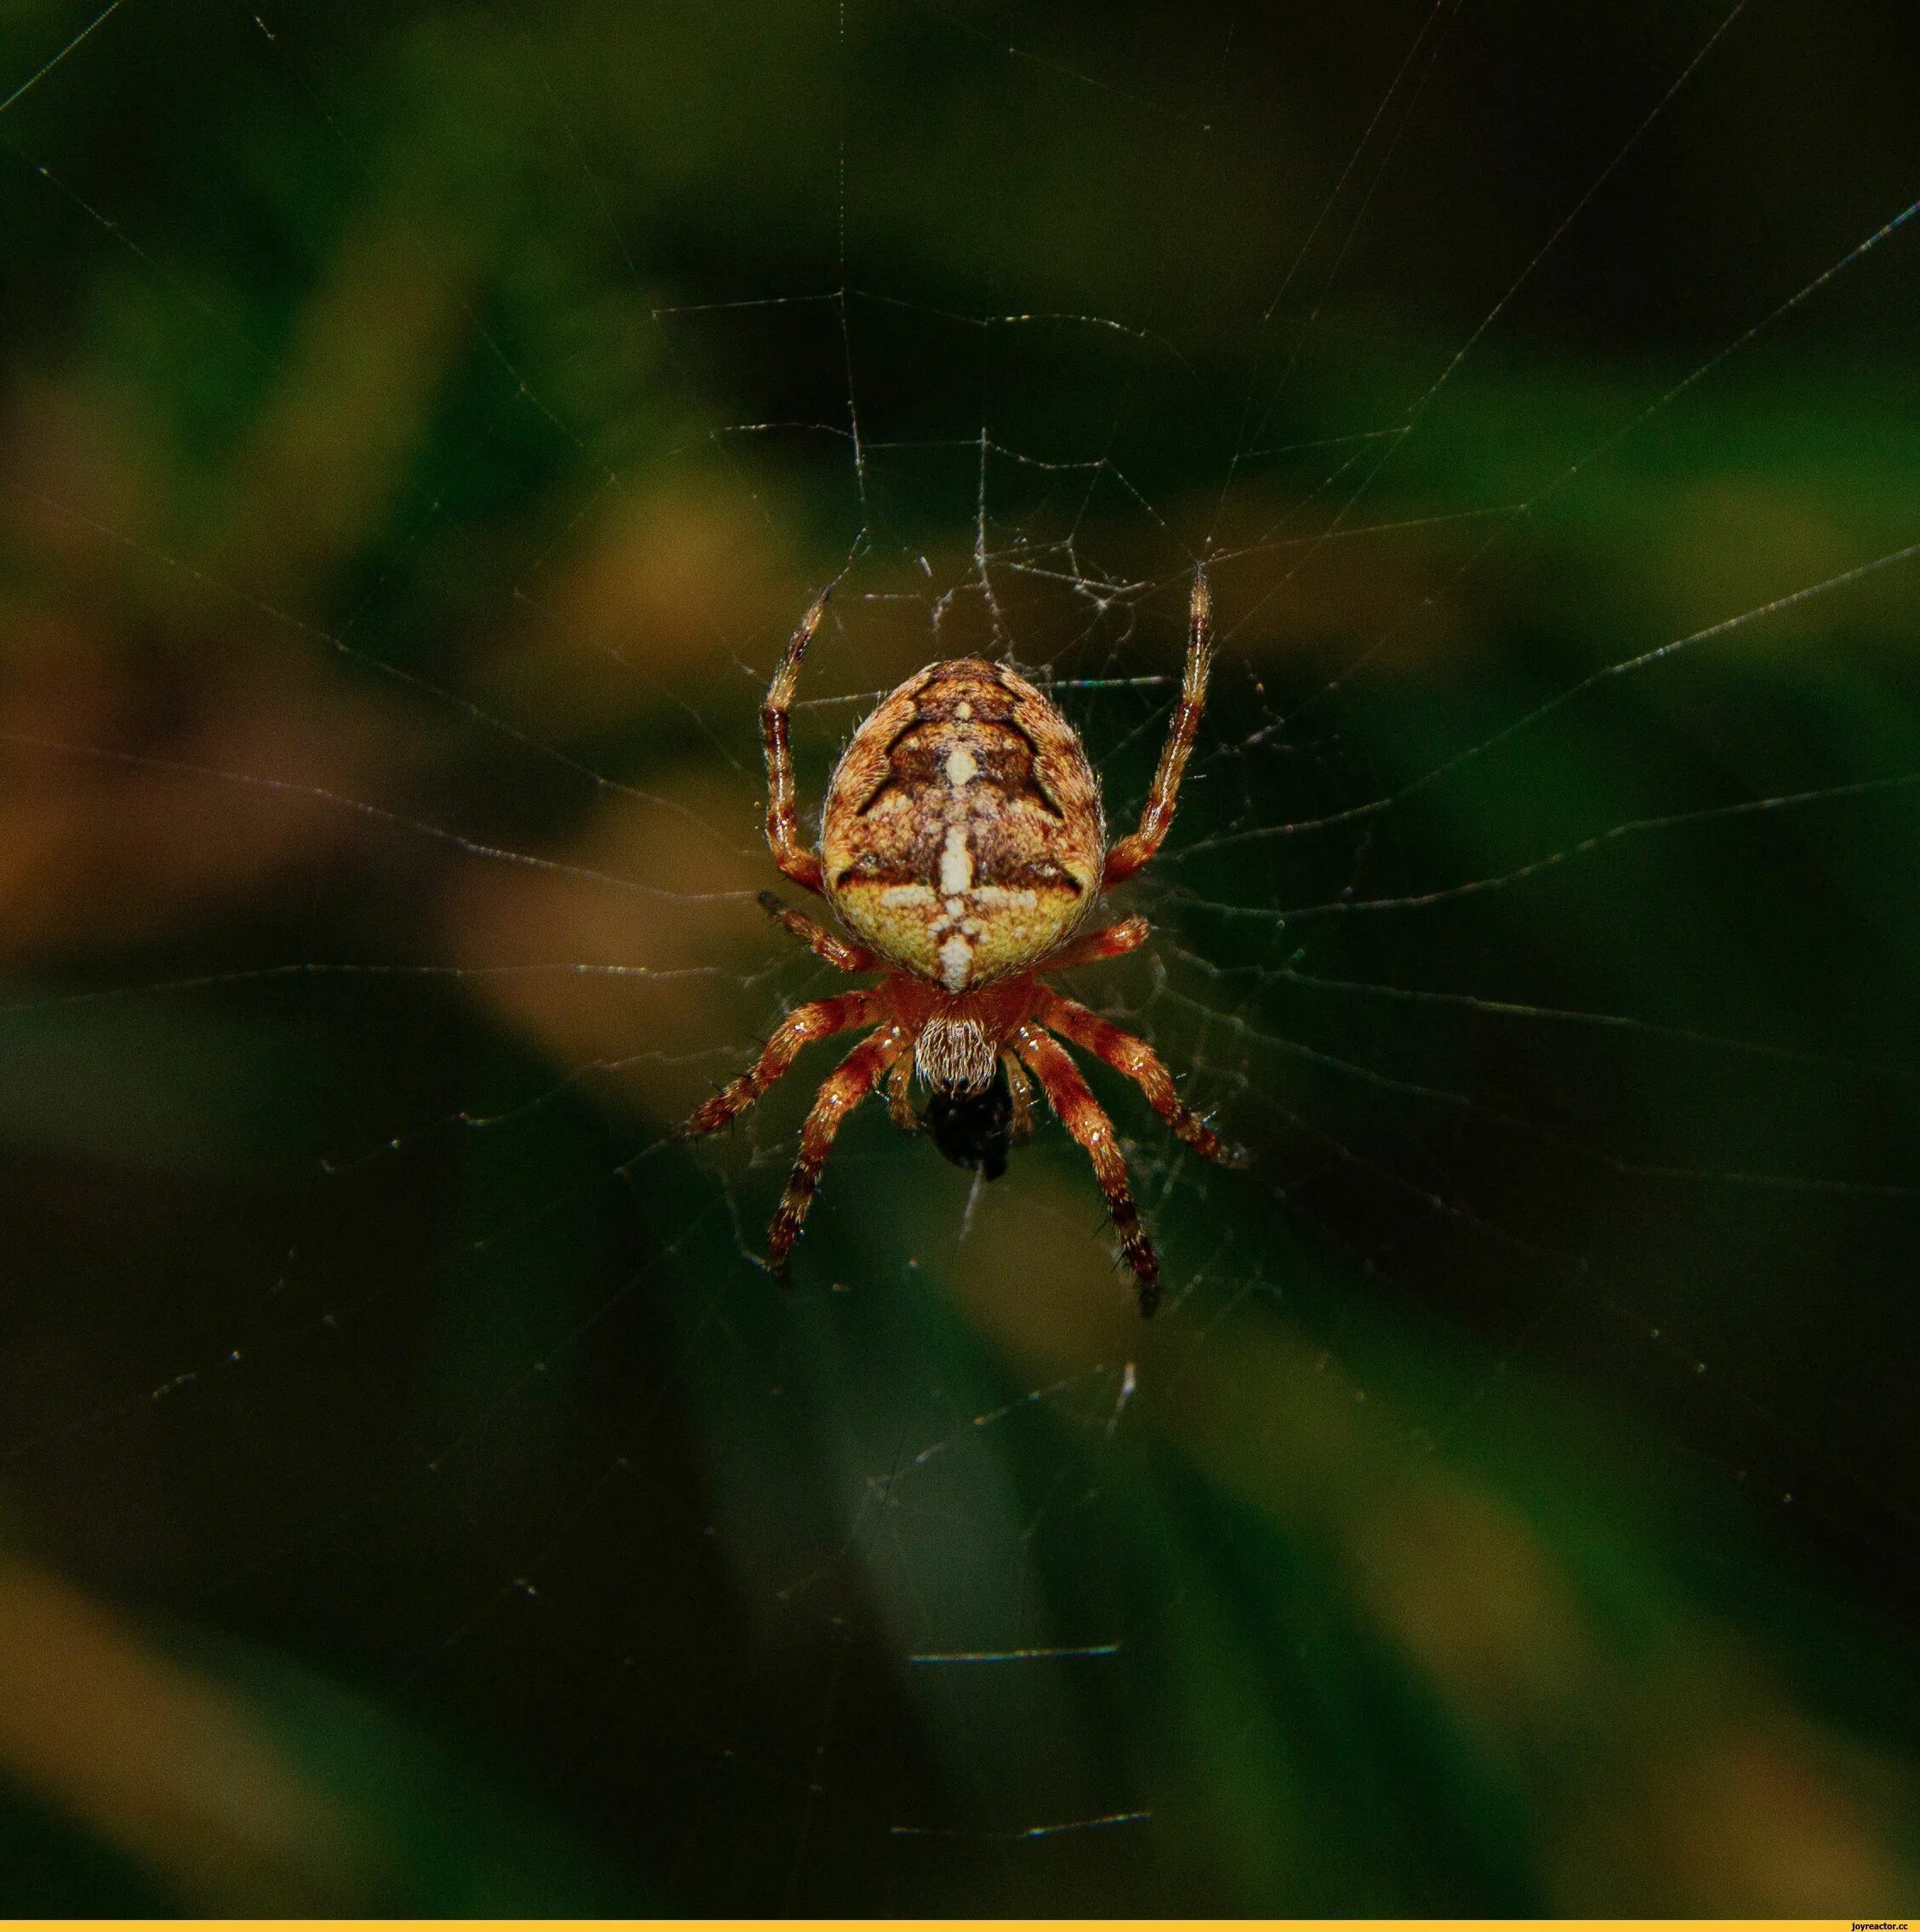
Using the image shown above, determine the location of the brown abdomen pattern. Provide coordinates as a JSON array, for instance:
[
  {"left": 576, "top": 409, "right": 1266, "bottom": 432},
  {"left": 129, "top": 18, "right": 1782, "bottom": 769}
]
[{"left": 821, "top": 658, "right": 1104, "bottom": 989}]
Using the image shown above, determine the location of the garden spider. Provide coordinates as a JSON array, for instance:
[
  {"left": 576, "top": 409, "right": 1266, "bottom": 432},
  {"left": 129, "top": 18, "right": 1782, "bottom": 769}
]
[{"left": 685, "top": 565, "right": 1239, "bottom": 1314}]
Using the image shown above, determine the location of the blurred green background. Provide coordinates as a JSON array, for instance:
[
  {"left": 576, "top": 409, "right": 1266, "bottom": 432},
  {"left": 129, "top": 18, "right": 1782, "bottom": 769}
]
[{"left": 1, "top": 0, "right": 1917, "bottom": 1914}]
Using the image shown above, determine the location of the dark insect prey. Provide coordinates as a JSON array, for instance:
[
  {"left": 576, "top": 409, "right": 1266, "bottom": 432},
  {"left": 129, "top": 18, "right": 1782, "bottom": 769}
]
[{"left": 926, "top": 1065, "right": 1015, "bottom": 1179}]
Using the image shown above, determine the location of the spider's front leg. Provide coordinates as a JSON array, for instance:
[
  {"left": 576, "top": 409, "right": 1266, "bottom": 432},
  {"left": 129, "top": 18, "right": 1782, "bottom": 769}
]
[
  {"left": 761, "top": 591, "right": 832, "bottom": 894},
  {"left": 767, "top": 1023, "right": 913, "bottom": 1275},
  {"left": 1103, "top": 565, "right": 1212, "bottom": 887},
  {"left": 1037, "top": 915, "right": 1150, "bottom": 974},
  {"left": 683, "top": 990, "right": 876, "bottom": 1137},
  {"left": 1013, "top": 1023, "right": 1161, "bottom": 1315},
  {"left": 758, "top": 891, "right": 878, "bottom": 974}
]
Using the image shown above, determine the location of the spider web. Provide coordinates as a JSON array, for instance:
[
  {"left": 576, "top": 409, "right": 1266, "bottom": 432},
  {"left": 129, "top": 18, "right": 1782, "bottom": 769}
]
[{"left": 0, "top": 0, "right": 1917, "bottom": 1914}]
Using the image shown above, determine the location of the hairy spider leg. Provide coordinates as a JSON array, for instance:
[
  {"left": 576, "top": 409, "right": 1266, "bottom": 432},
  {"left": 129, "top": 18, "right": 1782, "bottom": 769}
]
[
  {"left": 1000, "top": 1051, "right": 1036, "bottom": 1143},
  {"left": 1038, "top": 915, "right": 1151, "bottom": 973},
  {"left": 761, "top": 590, "right": 830, "bottom": 895},
  {"left": 1102, "top": 564, "right": 1213, "bottom": 887},
  {"left": 1013, "top": 1023, "right": 1161, "bottom": 1314},
  {"left": 758, "top": 890, "right": 878, "bottom": 974},
  {"left": 767, "top": 1023, "right": 914, "bottom": 1274},
  {"left": 1034, "top": 989, "right": 1244, "bottom": 1166},
  {"left": 886, "top": 1053, "right": 917, "bottom": 1131},
  {"left": 682, "top": 990, "right": 877, "bottom": 1137}
]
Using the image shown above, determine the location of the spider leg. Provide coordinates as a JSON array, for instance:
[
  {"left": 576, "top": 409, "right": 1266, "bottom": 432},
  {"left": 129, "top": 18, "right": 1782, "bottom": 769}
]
[
  {"left": 1034, "top": 988, "right": 1245, "bottom": 1166},
  {"left": 886, "top": 1054, "right": 918, "bottom": 1132},
  {"left": 767, "top": 1022, "right": 913, "bottom": 1275},
  {"left": 1000, "top": 1051, "right": 1035, "bottom": 1144},
  {"left": 1013, "top": 1023, "right": 1160, "bottom": 1316},
  {"left": 1038, "top": 915, "right": 1151, "bottom": 973},
  {"left": 1102, "top": 563, "right": 1212, "bottom": 887},
  {"left": 759, "top": 890, "right": 878, "bottom": 974},
  {"left": 682, "top": 991, "right": 877, "bottom": 1138},
  {"left": 761, "top": 591, "right": 830, "bottom": 894}
]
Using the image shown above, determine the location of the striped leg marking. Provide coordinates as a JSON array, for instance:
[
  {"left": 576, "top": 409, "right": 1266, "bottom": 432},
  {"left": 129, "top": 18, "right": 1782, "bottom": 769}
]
[
  {"left": 683, "top": 991, "right": 876, "bottom": 1138},
  {"left": 1034, "top": 989, "right": 1242, "bottom": 1165},
  {"left": 1014, "top": 1023, "right": 1161, "bottom": 1316},
  {"left": 766, "top": 1023, "right": 913, "bottom": 1275},
  {"left": 1102, "top": 564, "right": 1212, "bottom": 887},
  {"left": 761, "top": 592, "right": 832, "bottom": 894}
]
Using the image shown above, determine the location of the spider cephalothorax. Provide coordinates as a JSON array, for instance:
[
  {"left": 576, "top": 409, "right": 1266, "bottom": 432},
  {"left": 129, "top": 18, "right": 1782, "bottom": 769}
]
[{"left": 685, "top": 566, "right": 1239, "bottom": 1315}]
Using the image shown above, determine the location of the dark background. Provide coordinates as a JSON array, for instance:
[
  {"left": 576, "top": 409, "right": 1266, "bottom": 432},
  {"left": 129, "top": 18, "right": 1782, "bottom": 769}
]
[{"left": 0, "top": 0, "right": 1917, "bottom": 1913}]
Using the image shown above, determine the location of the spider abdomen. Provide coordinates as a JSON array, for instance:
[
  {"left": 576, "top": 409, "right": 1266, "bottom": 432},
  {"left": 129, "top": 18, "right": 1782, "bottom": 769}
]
[{"left": 820, "top": 658, "right": 1103, "bottom": 990}]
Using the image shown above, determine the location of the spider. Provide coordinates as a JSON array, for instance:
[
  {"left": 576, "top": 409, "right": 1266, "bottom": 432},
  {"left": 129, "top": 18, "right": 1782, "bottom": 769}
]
[{"left": 684, "top": 564, "right": 1239, "bottom": 1315}]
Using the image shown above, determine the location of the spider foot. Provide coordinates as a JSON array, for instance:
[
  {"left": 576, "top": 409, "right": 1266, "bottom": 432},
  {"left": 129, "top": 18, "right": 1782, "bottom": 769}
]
[
  {"left": 1171, "top": 1114, "right": 1252, "bottom": 1171},
  {"left": 681, "top": 1091, "right": 733, "bottom": 1138},
  {"left": 766, "top": 1190, "right": 812, "bottom": 1279},
  {"left": 1119, "top": 1228, "right": 1161, "bottom": 1319}
]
